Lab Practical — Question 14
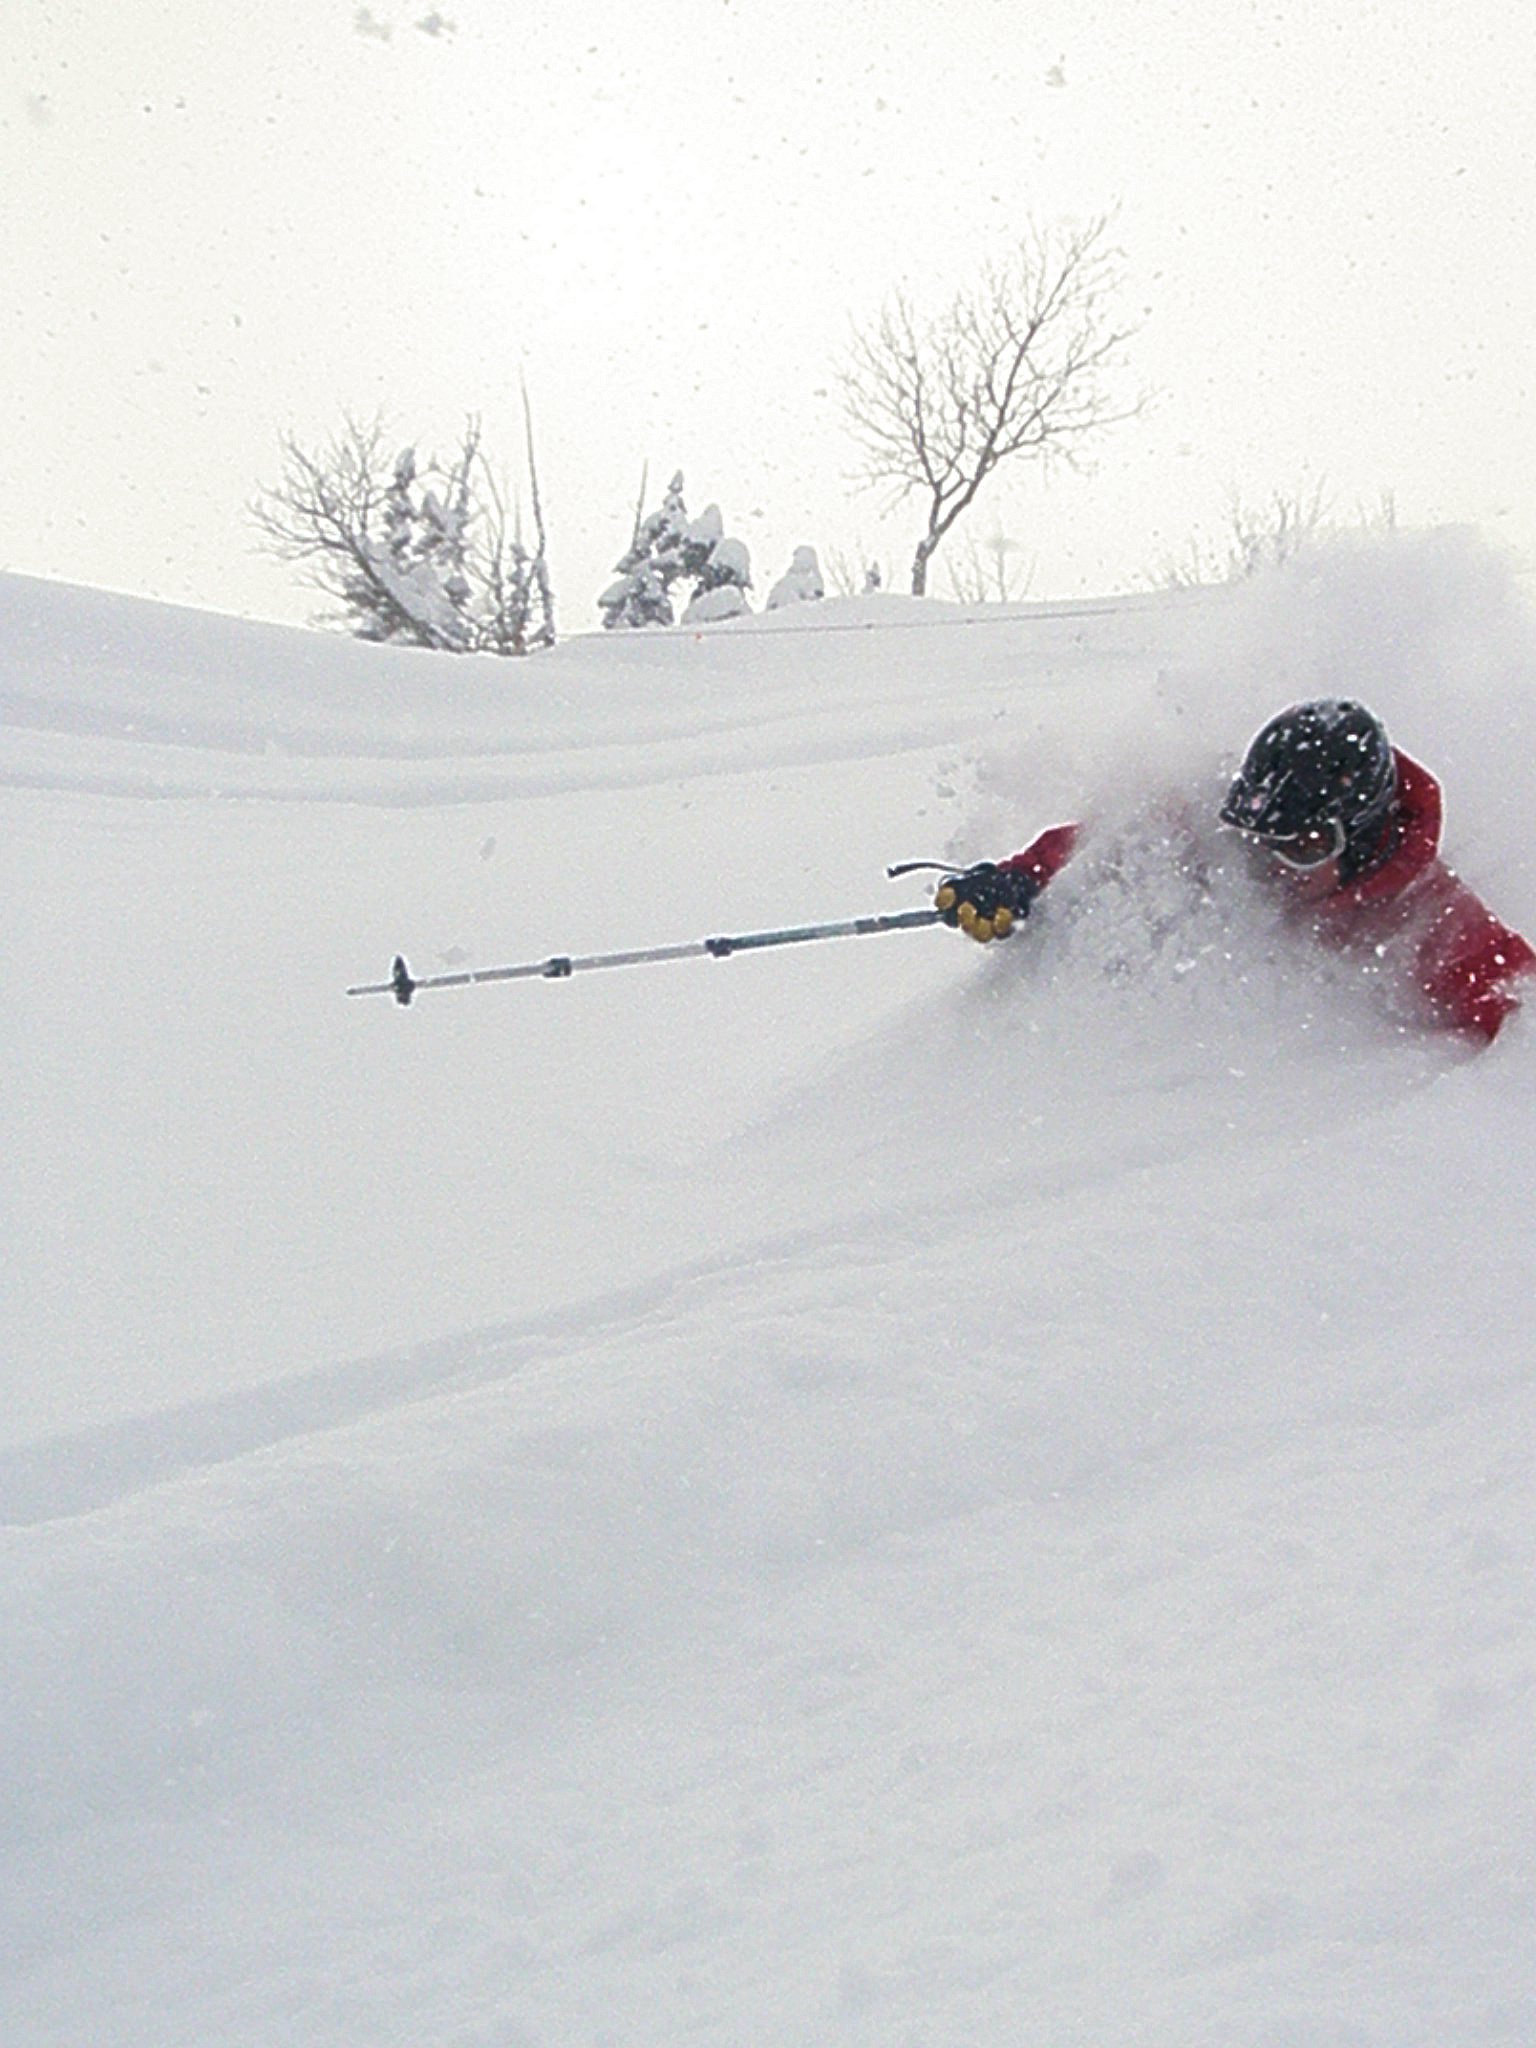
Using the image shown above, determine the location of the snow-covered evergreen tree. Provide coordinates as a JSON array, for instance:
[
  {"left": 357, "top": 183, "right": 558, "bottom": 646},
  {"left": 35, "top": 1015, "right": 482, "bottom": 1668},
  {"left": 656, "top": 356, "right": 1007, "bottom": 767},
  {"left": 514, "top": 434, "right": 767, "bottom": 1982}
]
[
  {"left": 252, "top": 413, "right": 555, "bottom": 657},
  {"left": 349, "top": 443, "right": 475, "bottom": 649},
  {"left": 600, "top": 472, "right": 752, "bottom": 628},
  {"left": 599, "top": 473, "right": 691, "bottom": 629},
  {"left": 680, "top": 506, "right": 752, "bottom": 623}
]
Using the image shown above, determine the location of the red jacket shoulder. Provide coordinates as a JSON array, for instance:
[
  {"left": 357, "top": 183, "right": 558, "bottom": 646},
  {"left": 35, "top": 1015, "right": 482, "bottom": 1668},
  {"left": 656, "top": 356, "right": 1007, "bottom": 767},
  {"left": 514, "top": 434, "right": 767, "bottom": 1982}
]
[{"left": 1345, "top": 750, "right": 1442, "bottom": 904}]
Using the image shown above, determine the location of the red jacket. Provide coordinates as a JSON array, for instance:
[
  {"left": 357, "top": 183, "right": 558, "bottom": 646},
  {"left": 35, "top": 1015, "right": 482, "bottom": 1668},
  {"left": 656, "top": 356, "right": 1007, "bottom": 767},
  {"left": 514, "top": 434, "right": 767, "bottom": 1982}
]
[{"left": 998, "top": 751, "right": 1535, "bottom": 1042}]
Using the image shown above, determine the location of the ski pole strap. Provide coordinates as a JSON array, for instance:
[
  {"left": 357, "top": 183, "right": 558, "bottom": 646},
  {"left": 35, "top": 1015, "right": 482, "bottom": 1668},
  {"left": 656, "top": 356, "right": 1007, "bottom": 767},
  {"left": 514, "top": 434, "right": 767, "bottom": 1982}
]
[{"left": 347, "top": 907, "right": 942, "bottom": 1002}]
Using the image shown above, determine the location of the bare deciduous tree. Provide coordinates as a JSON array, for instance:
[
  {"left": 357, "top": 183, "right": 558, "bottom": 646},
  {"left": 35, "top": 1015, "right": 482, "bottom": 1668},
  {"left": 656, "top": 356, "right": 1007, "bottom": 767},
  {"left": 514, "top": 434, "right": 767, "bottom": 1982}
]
[
  {"left": 839, "top": 217, "right": 1141, "bottom": 596},
  {"left": 1150, "top": 479, "right": 1335, "bottom": 589},
  {"left": 251, "top": 397, "right": 554, "bottom": 655},
  {"left": 943, "top": 523, "right": 1036, "bottom": 606},
  {"left": 822, "top": 545, "right": 887, "bottom": 597},
  {"left": 478, "top": 384, "right": 556, "bottom": 653}
]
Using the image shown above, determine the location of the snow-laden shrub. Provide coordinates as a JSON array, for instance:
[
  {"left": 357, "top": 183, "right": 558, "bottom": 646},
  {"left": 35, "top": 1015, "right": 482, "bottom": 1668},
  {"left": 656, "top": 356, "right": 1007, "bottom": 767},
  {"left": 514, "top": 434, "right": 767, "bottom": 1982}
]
[
  {"left": 682, "top": 583, "right": 751, "bottom": 625},
  {"left": 766, "top": 545, "right": 825, "bottom": 610}
]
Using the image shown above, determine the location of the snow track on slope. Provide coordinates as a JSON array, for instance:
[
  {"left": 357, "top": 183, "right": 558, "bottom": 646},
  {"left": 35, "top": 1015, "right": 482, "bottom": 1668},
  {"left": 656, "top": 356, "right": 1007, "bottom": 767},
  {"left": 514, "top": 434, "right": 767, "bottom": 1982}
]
[{"left": 8, "top": 543, "right": 1536, "bottom": 2046}]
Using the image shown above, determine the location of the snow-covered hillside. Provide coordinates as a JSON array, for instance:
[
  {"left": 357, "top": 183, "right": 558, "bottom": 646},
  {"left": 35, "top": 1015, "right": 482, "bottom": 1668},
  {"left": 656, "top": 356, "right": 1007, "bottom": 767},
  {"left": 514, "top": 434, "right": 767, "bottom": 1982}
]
[{"left": 5, "top": 536, "right": 1536, "bottom": 2046}]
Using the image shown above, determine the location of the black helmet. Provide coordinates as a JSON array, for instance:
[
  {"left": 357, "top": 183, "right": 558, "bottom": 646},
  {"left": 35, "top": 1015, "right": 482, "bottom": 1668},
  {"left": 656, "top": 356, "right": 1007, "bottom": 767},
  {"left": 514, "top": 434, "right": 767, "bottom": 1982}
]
[{"left": 1220, "top": 699, "right": 1397, "bottom": 876}]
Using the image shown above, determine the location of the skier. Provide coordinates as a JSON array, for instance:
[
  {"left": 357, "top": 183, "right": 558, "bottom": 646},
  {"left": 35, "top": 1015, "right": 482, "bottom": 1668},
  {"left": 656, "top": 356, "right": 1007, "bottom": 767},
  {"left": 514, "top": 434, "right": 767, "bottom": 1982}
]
[{"left": 934, "top": 699, "right": 1536, "bottom": 1042}]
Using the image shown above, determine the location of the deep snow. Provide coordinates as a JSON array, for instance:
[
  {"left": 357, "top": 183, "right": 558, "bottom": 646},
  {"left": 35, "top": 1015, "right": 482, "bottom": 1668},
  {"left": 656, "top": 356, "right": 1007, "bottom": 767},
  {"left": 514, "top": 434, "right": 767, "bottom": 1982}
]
[{"left": 4, "top": 534, "right": 1535, "bottom": 2046}]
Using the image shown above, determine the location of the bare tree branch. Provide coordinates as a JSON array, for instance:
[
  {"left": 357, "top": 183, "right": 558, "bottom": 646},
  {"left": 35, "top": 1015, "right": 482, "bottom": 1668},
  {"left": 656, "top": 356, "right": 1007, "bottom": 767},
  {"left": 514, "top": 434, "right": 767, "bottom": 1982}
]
[{"left": 520, "top": 374, "right": 555, "bottom": 647}]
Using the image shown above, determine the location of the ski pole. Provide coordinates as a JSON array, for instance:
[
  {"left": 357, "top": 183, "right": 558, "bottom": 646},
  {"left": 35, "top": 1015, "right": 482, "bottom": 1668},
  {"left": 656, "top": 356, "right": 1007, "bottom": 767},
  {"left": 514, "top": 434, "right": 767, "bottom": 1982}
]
[{"left": 348, "top": 905, "right": 944, "bottom": 1005}]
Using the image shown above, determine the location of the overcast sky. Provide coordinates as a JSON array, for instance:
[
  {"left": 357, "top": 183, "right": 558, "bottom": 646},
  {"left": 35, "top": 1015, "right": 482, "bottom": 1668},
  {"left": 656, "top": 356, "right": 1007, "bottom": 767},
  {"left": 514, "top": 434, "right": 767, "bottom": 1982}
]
[{"left": 5, "top": 0, "right": 1535, "bottom": 630}]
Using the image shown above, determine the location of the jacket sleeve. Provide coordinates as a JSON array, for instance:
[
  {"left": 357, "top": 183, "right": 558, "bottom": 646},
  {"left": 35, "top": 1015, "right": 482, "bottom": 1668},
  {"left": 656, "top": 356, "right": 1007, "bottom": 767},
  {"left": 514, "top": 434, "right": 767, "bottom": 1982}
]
[
  {"left": 1411, "top": 881, "right": 1536, "bottom": 1041},
  {"left": 1325, "top": 752, "right": 1535, "bottom": 1040},
  {"left": 998, "top": 824, "right": 1081, "bottom": 895}
]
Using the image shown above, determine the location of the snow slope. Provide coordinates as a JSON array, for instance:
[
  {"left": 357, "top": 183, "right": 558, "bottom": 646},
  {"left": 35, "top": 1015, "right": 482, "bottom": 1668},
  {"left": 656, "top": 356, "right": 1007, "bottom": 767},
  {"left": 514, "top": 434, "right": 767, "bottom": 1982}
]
[{"left": 4, "top": 536, "right": 1536, "bottom": 2046}]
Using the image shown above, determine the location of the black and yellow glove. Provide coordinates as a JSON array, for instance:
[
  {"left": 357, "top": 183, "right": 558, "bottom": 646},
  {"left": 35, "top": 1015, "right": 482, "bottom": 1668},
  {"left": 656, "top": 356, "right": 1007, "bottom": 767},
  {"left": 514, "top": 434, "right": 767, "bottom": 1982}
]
[{"left": 934, "top": 861, "right": 1037, "bottom": 943}]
